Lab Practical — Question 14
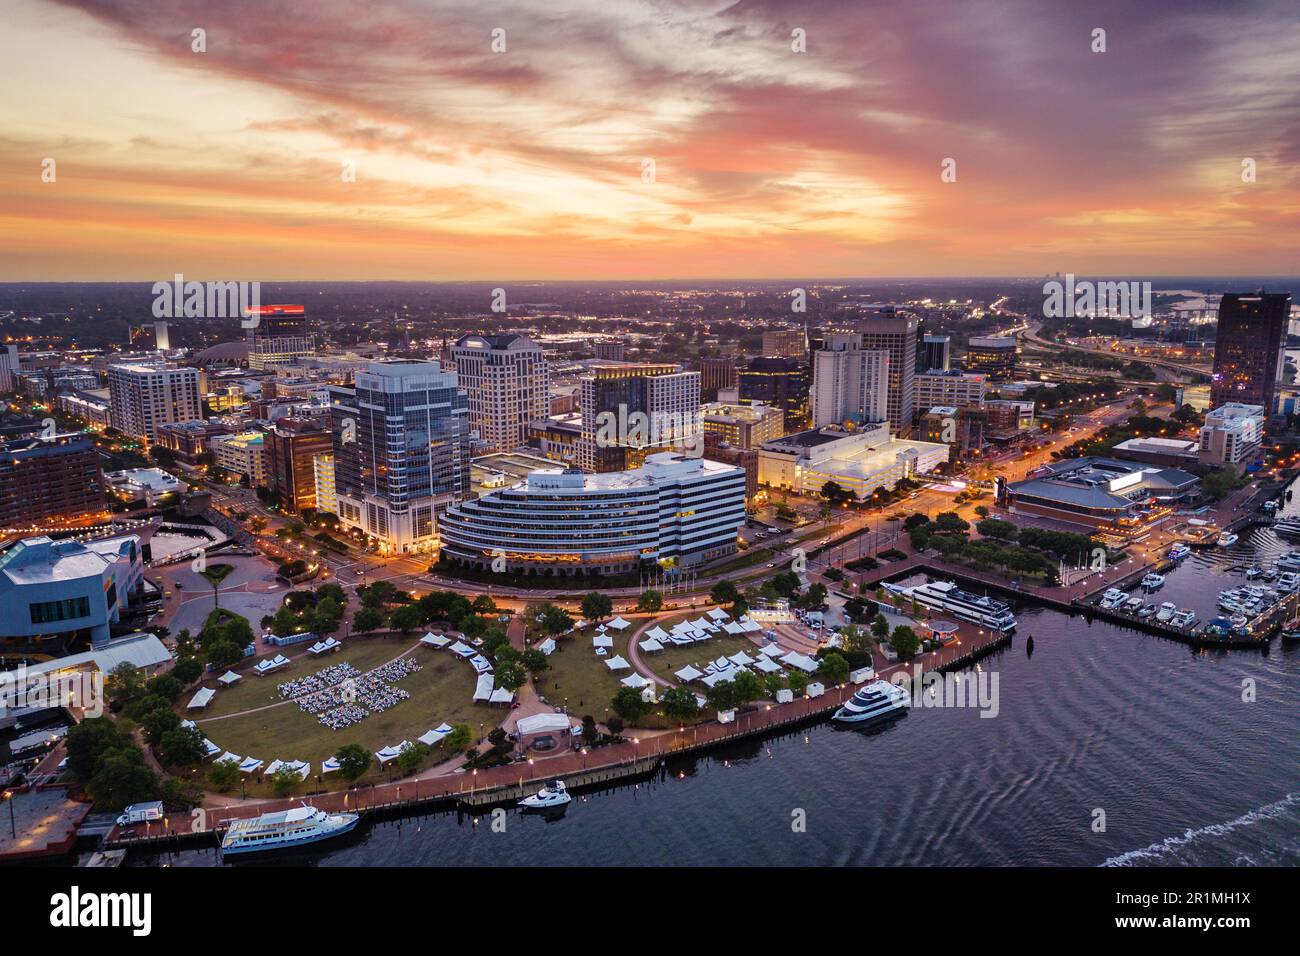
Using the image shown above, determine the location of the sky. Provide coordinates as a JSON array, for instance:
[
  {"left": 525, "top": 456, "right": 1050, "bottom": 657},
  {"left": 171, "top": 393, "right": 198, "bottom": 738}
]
[{"left": 1, "top": 0, "right": 1298, "bottom": 281}]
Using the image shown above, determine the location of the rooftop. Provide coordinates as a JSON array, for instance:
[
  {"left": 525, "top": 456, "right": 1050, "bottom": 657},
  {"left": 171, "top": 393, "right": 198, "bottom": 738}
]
[{"left": 0, "top": 534, "right": 138, "bottom": 587}]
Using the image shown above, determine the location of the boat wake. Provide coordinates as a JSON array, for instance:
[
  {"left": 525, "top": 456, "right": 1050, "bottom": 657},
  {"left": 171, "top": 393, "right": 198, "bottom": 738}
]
[{"left": 1101, "top": 792, "right": 1300, "bottom": 867}]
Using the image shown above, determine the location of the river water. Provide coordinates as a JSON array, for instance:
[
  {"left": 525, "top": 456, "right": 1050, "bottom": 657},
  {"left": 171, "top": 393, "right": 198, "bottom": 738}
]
[{"left": 132, "top": 513, "right": 1300, "bottom": 868}]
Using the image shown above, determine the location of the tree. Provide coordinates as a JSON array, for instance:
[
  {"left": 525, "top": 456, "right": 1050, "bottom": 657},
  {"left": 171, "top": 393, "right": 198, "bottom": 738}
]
[
  {"left": 611, "top": 686, "right": 652, "bottom": 724},
  {"left": 394, "top": 741, "right": 429, "bottom": 775},
  {"left": 705, "top": 681, "right": 738, "bottom": 712},
  {"left": 495, "top": 660, "right": 527, "bottom": 692},
  {"left": 730, "top": 669, "right": 764, "bottom": 706},
  {"left": 208, "top": 759, "right": 240, "bottom": 792},
  {"left": 88, "top": 745, "right": 158, "bottom": 809},
  {"left": 521, "top": 648, "right": 548, "bottom": 674},
  {"left": 787, "top": 669, "right": 810, "bottom": 696},
  {"left": 770, "top": 570, "right": 802, "bottom": 598},
  {"left": 444, "top": 723, "right": 473, "bottom": 752},
  {"left": 360, "top": 580, "right": 398, "bottom": 609},
  {"left": 840, "top": 624, "right": 872, "bottom": 654},
  {"left": 320, "top": 746, "right": 367, "bottom": 785},
  {"left": 890, "top": 625, "right": 920, "bottom": 660},
  {"left": 660, "top": 686, "right": 700, "bottom": 722},
  {"left": 206, "top": 640, "right": 243, "bottom": 669},
  {"left": 159, "top": 726, "right": 208, "bottom": 767},
  {"left": 1201, "top": 466, "right": 1239, "bottom": 502},
  {"left": 581, "top": 715, "right": 599, "bottom": 745},
  {"left": 104, "top": 662, "right": 144, "bottom": 704},
  {"left": 870, "top": 614, "right": 890, "bottom": 641},
  {"left": 933, "top": 511, "right": 969, "bottom": 533},
  {"left": 471, "top": 594, "right": 498, "bottom": 615},
  {"left": 636, "top": 589, "right": 664, "bottom": 613},
  {"left": 353, "top": 607, "right": 384, "bottom": 633},
  {"left": 389, "top": 604, "right": 421, "bottom": 634},
  {"left": 580, "top": 592, "right": 613, "bottom": 622},
  {"left": 65, "top": 718, "right": 133, "bottom": 782},
  {"left": 269, "top": 765, "right": 301, "bottom": 797},
  {"left": 145, "top": 674, "right": 183, "bottom": 703},
  {"left": 140, "top": 705, "right": 181, "bottom": 748},
  {"left": 820, "top": 480, "right": 853, "bottom": 506},
  {"left": 311, "top": 596, "right": 344, "bottom": 635},
  {"left": 170, "top": 656, "right": 204, "bottom": 685},
  {"left": 976, "top": 517, "right": 1019, "bottom": 541},
  {"left": 903, "top": 513, "right": 930, "bottom": 530},
  {"left": 709, "top": 579, "right": 739, "bottom": 607},
  {"left": 973, "top": 505, "right": 990, "bottom": 518},
  {"left": 817, "top": 652, "right": 850, "bottom": 685}
]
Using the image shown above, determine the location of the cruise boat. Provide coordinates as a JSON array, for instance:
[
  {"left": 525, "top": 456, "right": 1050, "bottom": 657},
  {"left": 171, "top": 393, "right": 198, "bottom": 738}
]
[
  {"left": 1171, "top": 608, "right": 1197, "bottom": 629},
  {"left": 519, "top": 780, "right": 572, "bottom": 809},
  {"left": 900, "top": 581, "right": 1018, "bottom": 631},
  {"left": 1168, "top": 544, "right": 1192, "bottom": 561},
  {"left": 832, "top": 679, "right": 911, "bottom": 724},
  {"left": 220, "top": 805, "right": 359, "bottom": 856},
  {"left": 1216, "top": 532, "right": 1239, "bottom": 547},
  {"left": 1140, "top": 573, "right": 1164, "bottom": 589},
  {"left": 1155, "top": 602, "right": 1178, "bottom": 622}
]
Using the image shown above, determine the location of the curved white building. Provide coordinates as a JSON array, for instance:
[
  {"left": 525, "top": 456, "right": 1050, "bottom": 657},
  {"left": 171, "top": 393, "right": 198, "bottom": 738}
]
[{"left": 439, "top": 453, "right": 746, "bottom": 575}]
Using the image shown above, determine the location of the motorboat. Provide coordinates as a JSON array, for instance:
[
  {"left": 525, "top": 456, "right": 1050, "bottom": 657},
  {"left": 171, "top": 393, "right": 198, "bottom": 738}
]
[
  {"left": 1245, "top": 565, "right": 1263, "bottom": 580},
  {"left": 832, "top": 680, "right": 911, "bottom": 724},
  {"left": 1140, "top": 573, "right": 1164, "bottom": 589},
  {"left": 1262, "top": 565, "right": 1279, "bottom": 580},
  {"left": 519, "top": 780, "right": 572, "bottom": 809},
  {"left": 1271, "top": 517, "right": 1300, "bottom": 537},
  {"left": 1216, "top": 532, "right": 1239, "bottom": 547},
  {"left": 1171, "top": 609, "right": 1196, "bottom": 629},
  {"left": 1155, "top": 602, "right": 1178, "bottom": 622},
  {"left": 1278, "top": 572, "right": 1300, "bottom": 592},
  {"left": 1099, "top": 588, "right": 1128, "bottom": 609},
  {"left": 1168, "top": 544, "right": 1192, "bottom": 561},
  {"left": 1123, "top": 597, "right": 1143, "bottom": 612},
  {"left": 1137, "top": 604, "right": 1157, "bottom": 618},
  {"left": 1277, "top": 551, "right": 1300, "bottom": 571}
]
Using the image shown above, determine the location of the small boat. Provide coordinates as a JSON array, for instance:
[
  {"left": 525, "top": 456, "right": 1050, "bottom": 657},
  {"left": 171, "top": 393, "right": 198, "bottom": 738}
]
[
  {"left": 1217, "top": 532, "right": 1239, "bottom": 547},
  {"left": 1171, "top": 608, "right": 1196, "bottom": 629},
  {"left": 1168, "top": 544, "right": 1191, "bottom": 561},
  {"left": 221, "top": 805, "right": 359, "bottom": 855},
  {"left": 1245, "top": 566, "right": 1263, "bottom": 580},
  {"left": 1123, "top": 597, "right": 1143, "bottom": 612},
  {"left": 1262, "top": 565, "right": 1279, "bottom": 580},
  {"left": 1141, "top": 573, "right": 1164, "bottom": 589},
  {"left": 832, "top": 680, "right": 910, "bottom": 724},
  {"left": 1278, "top": 572, "right": 1300, "bottom": 592},
  {"left": 1099, "top": 588, "right": 1127, "bottom": 609},
  {"left": 519, "top": 780, "right": 572, "bottom": 809},
  {"left": 1155, "top": 602, "right": 1178, "bottom": 622},
  {"left": 1283, "top": 627, "right": 1300, "bottom": 642},
  {"left": 1137, "top": 604, "right": 1157, "bottom": 618}
]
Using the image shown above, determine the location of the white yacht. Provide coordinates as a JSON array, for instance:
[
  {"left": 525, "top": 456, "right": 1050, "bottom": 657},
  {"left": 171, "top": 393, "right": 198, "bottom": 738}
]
[
  {"left": 900, "top": 580, "right": 1018, "bottom": 631},
  {"left": 833, "top": 680, "right": 911, "bottom": 724},
  {"left": 1278, "top": 572, "right": 1300, "bottom": 592},
  {"left": 1123, "top": 597, "right": 1143, "bottom": 612},
  {"left": 1277, "top": 552, "right": 1300, "bottom": 572},
  {"left": 1099, "top": 588, "right": 1128, "bottom": 609},
  {"left": 1137, "top": 604, "right": 1157, "bottom": 618},
  {"left": 1245, "top": 565, "right": 1263, "bottom": 580},
  {"left": 519, "top": 780, "right": 572, "bottom": 809},
  {"left": 1155, "top": 602, "right": 1178, "bottom": 622},
  {"left": 1216, "top": 532, "right": 1239, "bottom": 547},
  {"left": 221, "top": 805, "right": 359, "bottom": 855},
  {"left": 1168, "top": 544, "right": 1192, "bottom": 561},
  {"left": 1140, "top": 573, "right": 1165, "bottom": 589},
  {"left": 1171, "top": 608, "right": 1197, "bottom": 629},
  {"left": 1262, "top": 565, "right": 1279, "bottom": 581}
]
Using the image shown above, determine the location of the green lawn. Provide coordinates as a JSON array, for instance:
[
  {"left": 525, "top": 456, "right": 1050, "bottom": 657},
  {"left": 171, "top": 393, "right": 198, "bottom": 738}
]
[
  {"left": 200, "top": 563, "right": 235, "bottom": 585},
  {"left": 196, "top": 636, "right": 413, "bottom": 718},
  {"left": 189, "top": 644, "right": 486, "bottom": 795},
  {"left": 535, "top": 630, "right": 634, "bottom": 721},
  {"left": 638, "top": 634, "right": 758, "bottom": 684}
]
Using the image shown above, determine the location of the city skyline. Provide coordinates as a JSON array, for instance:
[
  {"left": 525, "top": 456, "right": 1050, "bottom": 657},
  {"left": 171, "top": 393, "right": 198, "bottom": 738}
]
[{"left": 3, "top": 0, "right": 1299, "bottom": 281}]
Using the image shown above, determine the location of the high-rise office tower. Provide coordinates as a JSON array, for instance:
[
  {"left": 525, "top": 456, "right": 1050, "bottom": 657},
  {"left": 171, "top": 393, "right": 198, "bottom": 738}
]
[
  {"left": 577, "top": 363, "right": 701, "bottom": 472},
  {"left": 245, "top": 304, "right": 316, "bottom": 370},
  {"left": 858, "top": 311, "right": 919, "bottom": 435},
  {"left": 762, "top": 328, "right": 807, "bottom": 359},
  {"left": 738, "top": 357, "right": 811, "bottom": 430},
  {"left": 1209, "top": 292, "right": 1293, "bottom": 409},
  {"left": 920, "top": 334, "right": 951, "bottom": 372},
  {"left": 810, "top": 332, "right": 889, "bottom": 427},
  {"left": 697, "top": 356, "right": 738, "bottom": 400},
  {"left": 451, "top": 333, "right": 549, "bottom": 454},
  {"left": 0, "top": 345, "right": 20, "bottom": 393},
  {"left": 107, "top": 364, "right": 202, "bottom": 443},
  {"left": 592, "top": 340, "right": 625, "bottom": 361},
  {"left": 328, "top": 359, "right": 470, "bottom": 554}
]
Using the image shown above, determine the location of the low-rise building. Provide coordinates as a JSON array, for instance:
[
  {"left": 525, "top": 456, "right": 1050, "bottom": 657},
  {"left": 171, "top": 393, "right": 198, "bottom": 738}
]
[
  {"left": 964, "top": 336, "right": 1018, "bottom": 379},
  {"left": 0, "top": 534, "right": 145, "bottom": 652},
  {"left": 104, "top": 467, "right": 184, "bottom": 505},
  {"left": 1001, "top": 457, "right": 1199, "bottom": 529},
  {"left": 55, "top": 390, "right": 111, "bottom": 431},
  {"left": 1111, "top": 436, "right": 1201, "bottom": 469},
  {"left": 758, "top": 422, "right": 949, "bottom": 500},
  {"left": 156, "top": 419, "right": 235, "bottom": 465},
  {"left": 0, "top": 435, "right": 108, "bottom": 531},
  {"left": 913, "top": 370, "right": 986, "bottom": 414}
]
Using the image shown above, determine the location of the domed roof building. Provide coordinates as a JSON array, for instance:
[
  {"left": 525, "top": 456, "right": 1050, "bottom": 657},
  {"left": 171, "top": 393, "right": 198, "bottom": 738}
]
[{"left": 193, "top": 341, "right": 249, "bottom": 366}]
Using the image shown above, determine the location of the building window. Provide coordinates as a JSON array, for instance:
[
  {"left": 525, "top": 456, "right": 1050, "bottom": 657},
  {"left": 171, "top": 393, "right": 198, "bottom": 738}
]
[{"left": 29, "top": 595, "right": 92, "bottom": 625}]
